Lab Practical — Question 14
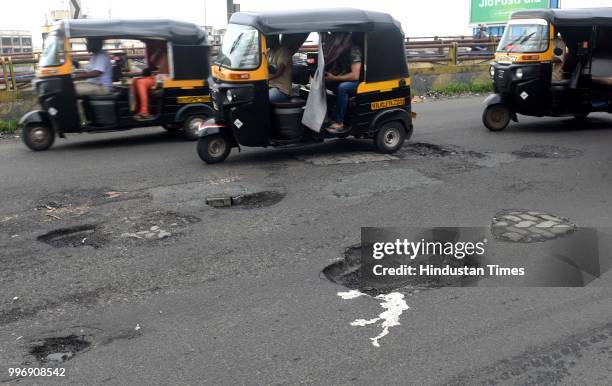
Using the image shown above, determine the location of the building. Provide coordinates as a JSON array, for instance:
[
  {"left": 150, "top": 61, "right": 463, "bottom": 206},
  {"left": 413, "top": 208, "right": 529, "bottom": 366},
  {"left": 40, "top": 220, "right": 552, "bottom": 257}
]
[
  {"left": 0, "top": 30, "right": 33, "bottom": 54},
  {"left": 203, "top": 26, "right": 226, "bottom": 46}
]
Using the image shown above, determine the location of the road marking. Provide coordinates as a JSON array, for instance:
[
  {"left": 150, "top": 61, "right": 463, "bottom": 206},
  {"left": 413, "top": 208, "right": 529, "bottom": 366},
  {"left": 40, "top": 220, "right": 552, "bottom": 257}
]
[{"left": 338, "top": 290, "right": 409, "bottom": 348}]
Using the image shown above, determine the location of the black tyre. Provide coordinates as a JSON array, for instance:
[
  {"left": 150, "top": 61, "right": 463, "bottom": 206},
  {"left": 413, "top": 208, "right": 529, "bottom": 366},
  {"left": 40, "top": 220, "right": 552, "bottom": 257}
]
[
  {"left": 162, "top": 123, "right": 181, "bottom": 132},
  {"left": 183, "top": 115, "right": 209, "bottom": 141},
  {"left": 197, "top": 134, "right": 232, "bottom": 164},
  {"left": 374, "top": 121, "right": 406, "bottom": 154},
  {"left": 22, "top": 123, "right": 55, "bottom": 151},
  {"left": 483, "top": 104, "right": 511, "bottom": 132}
]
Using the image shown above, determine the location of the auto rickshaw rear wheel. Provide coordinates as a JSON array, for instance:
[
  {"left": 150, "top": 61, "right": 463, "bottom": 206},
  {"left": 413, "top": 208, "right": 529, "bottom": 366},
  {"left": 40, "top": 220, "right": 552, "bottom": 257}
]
[
  {"left": 374, "top": 121, "right": 406, "bottom": 154},
  {"left": 22, "top": 123, "right": 55, "bottom": 151},
  {"left": 197, "top": 134, "right": 232, "bottom": 164},
  {"left": 483, "top": 104, "right": 511, "bottom": 132},
  {"left": 183, "top": 115, "right": 208, "bottom": 141}
]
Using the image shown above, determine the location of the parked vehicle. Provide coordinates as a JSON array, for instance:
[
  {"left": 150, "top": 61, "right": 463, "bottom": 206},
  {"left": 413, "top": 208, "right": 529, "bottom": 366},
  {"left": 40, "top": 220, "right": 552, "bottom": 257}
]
[
  {"left": 20, "top": 19, "right": 212, "bottom": 150},
  {"left": 483, "top": 8, "right": 612, "bottom": 131},
  {"left": 197, "top": 8, "right": 413, "bottom": 164}
]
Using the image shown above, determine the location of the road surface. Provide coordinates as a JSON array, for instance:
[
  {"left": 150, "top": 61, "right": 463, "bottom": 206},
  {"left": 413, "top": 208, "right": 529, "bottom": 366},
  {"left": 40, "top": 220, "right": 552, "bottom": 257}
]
[{"left": 1, "top": 96, "right": 612, "bottom": 385}]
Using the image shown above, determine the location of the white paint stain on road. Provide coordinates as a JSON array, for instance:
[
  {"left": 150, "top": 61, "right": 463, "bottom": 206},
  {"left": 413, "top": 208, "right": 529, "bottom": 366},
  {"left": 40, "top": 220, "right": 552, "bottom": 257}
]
[{"left": 338, "top": 291, "right": 410, "bottom": 347}]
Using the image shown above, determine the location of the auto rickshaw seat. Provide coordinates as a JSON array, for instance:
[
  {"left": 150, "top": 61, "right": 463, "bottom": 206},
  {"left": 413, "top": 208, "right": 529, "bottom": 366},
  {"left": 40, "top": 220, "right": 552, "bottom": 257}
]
[
  {"left": 271, "top": 97, "right": 306, "bottom": 108},
  {"left": 81, "top": 86, "right": 127, "bottom": 101}
]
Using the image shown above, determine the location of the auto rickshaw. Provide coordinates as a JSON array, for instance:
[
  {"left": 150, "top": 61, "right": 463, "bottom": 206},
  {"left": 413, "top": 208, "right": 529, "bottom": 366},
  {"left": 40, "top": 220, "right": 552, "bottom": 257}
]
[
  {"left": 483, "top": 8, "right": 612, "bottom": 131},
  {"left": 20, "top": 19, "right": 213, "bottom": 151},
  {"left": 197, "top": 8, "right": 413, "bottom": 164}
]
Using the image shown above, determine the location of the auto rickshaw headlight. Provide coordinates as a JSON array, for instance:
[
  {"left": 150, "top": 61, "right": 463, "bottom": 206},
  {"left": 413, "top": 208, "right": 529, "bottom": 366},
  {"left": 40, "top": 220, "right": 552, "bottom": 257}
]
[
  {"left": 515, "top": 68, "right": 524, "bottom": 79},
  {"left": 226, "top": 90, "right": 234, "bottom": 103},
  {"left": 490, "top": 65, "right": 495, "bottom": 78}
]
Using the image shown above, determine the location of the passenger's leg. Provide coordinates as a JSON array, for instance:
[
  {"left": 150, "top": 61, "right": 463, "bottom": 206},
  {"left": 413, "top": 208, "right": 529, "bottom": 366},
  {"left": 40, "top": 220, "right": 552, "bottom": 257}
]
[
  {"left": 269, "top": 87, "right": 290, "bottom": 103},
  {"left": 135, "top": 77, "right": 156, "bottom": 116},
  {"left": 331, "top": 81, "right": 358, "bottom": 125}
]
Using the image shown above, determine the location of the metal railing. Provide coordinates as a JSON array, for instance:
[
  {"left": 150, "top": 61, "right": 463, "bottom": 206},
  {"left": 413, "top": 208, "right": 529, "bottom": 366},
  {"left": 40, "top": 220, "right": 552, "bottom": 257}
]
[{"left": 0, "top": 35, "right": 500, "bottom": 90}]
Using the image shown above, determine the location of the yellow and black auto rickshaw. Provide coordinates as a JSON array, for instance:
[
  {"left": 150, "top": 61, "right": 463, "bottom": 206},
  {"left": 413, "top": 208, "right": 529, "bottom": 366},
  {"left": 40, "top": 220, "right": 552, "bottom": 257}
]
[
  {"left": 484, "top": 8, "right": 612, "bottom": 131},
  {"left": 20, "top": 19, "right": 213, "bottom": 150},
  {"left": 197, "top": 8, "right": 413, "bottom": 163}
]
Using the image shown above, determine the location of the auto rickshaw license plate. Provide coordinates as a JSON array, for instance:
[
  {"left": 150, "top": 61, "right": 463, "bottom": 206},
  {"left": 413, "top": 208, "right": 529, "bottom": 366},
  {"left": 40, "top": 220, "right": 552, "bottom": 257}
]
[{"left": 371, "top": 97, "right": 406, "bottom": 110}]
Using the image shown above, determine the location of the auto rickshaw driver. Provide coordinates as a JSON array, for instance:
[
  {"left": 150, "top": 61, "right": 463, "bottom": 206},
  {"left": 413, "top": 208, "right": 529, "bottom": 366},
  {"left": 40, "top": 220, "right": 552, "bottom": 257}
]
[{"left": 73, "top": 38, "right": 112, "bottom": 97}]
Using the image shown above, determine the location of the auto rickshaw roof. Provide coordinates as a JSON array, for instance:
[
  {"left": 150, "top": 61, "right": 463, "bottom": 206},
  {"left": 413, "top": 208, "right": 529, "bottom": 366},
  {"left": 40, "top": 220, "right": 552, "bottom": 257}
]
[
  {"left": 229, "top": 8, "right": 403, "bottom": 34},
  {"left": 58, "top": 19, "right": 208, "bottom": 45},
  {"left": 511, "top": 8, "right": 612, "bottom": 27}
]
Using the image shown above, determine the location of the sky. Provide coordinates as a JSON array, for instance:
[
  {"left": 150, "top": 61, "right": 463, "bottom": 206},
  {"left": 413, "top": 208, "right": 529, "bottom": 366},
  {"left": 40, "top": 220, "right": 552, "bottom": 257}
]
[{"left": 1, "top": 0, "right": 611, "bottom": 49}]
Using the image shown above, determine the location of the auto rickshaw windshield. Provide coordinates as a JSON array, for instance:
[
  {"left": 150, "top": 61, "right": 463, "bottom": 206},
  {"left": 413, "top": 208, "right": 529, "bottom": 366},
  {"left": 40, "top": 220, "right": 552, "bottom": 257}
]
[
  {"left": 39, "top": 32, "right": 65, "bottom": 67},
  {"left": 497, "top": 21, "right": 549, "bottom": 53},
  {"left": 215, "top": 24, "right": 260, "bottom": 70}
]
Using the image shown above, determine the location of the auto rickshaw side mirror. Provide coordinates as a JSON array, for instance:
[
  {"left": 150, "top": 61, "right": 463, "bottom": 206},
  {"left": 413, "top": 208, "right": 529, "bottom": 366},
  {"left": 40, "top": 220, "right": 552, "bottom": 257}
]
[{"left": 554, "top": 47, "right": 564, "bottom": 56}]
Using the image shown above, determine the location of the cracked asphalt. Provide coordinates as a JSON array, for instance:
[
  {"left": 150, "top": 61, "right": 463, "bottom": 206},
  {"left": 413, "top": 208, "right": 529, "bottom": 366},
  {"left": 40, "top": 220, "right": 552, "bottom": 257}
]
[{"left": 1, "top": 96, "right": 612, "bottom": 384}]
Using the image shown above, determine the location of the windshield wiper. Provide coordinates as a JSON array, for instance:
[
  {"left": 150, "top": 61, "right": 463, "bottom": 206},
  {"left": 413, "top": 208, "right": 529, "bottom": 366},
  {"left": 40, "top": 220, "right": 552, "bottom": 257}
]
[
  {"left": 229, "top": 32, "right": 244, "bottom": 55},
  {"left": 504, "top": 32, "right": 536, "bottom": 53}
]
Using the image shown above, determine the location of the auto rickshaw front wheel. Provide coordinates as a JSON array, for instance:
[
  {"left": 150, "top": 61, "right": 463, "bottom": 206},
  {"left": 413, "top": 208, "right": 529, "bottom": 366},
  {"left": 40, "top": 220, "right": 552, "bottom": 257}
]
[
  {"left": 374, "top": 122, "right": 407, "bottom": 154},
  {"left": 483, "top": 104, "right": 511, "bottom": 132},
  {"left": 22, "top": 123, "right": 55, "bottom": 151},
  {"left": 197, "top": 134, "right": 232, "bottom": 164}
]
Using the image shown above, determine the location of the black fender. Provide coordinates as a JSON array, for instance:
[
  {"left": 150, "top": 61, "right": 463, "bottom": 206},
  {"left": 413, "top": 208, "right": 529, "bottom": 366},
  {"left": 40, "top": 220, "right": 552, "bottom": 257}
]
[
  {"left": 19, "top": 110, "right": 62, "bottom": 137},
  {"left": 197, "top": 118, "right": 239, "bottom": 150},
  {"left": 19, "top": 110, "right": 52, "bottom": 128},
  {"left": 483, "top": 94, "right": 518, "bottom": 122},
  {"left": 175, "top": 103, "right": 215, "bottom": 122},
  {"left": 370, "top": 108, "right": 413, "bottom": 136}
]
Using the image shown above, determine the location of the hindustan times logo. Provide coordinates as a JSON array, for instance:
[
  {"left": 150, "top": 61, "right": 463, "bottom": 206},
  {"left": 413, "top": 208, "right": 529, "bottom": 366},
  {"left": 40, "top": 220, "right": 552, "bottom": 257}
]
[{"left": 372, "top": 239, "right": 487, "bottom": 260}]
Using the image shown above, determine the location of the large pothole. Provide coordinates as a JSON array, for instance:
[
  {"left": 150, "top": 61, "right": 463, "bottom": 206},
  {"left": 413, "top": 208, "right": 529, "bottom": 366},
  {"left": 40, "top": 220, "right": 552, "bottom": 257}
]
[
  {"left": 491, "top": 210, "right": 576, "bottom": 243},
  {"left": 323, "top": 244, "right": 482, "bottom": 296},
  {"left": 37, "top": 225, "right": 108, "bottom": 248},
  {"left": 512, "top": 145, "right": 583, "bottom": 159},
  {"left": 29, "top": 335, "right": 91, "bottom": 364},
  {"left": 206, "top": 191, "right": 285, "bottom": 209}
]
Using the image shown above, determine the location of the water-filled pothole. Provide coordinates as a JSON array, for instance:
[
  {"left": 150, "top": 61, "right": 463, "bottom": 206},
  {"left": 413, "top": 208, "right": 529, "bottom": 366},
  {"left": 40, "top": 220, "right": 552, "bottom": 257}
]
[
  {"left": 512, "top": 145, "right": 583, "bottom": 159},
  {"left": 206, "top": 191, "right": 285, "bottom": 209},
  {"left": 29, "top": 335, "right": 91, "bottom": 363},
  {"left": 323, "top": 244, "right": 481, "bottom": 296},
  {"left": 491, "top": 210, "right": 576, "bottom": 243},
  {"left": 37, "top": 225, "right": 108, "bottom": 248}
]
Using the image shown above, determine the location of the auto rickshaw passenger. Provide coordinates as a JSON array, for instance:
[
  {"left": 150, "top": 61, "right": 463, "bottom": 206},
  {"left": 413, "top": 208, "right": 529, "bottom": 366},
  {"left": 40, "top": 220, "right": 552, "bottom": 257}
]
[
  {"left": 267, "top": 35, "right": 294, "bottom": 103},
  {"left": 552, "top": 34, "right": 567, "bottom": 82},
  {"left": 132, "top": 44, "right": 170, "bottom": 119},
  {"left": 74, "top": 38, "right": 112, "bottom": 96},
  {"left": 323, "top": 32, "right": 362, "bottom": 133}
]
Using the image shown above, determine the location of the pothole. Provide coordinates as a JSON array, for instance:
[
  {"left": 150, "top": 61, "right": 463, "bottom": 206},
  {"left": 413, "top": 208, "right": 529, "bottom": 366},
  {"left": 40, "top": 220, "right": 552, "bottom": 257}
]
[
  {"left": 491, "top": 210, "right": 577, "bottom": 243},
  {"left": 37, "top": 225, "right": 108, "bottom": 248},
  {"left": 119, "top": 211, "right": 200, "bottom": 241},
  {"left": 206, "top": 191, "right": 285, "bottom": 209},
  {"left": 402, "top": 142, "right": 486, "bottom": 159},
  {"left": 512, "top": 145, "right": 583, "bottom": 159},
  {"left": 323, "top": 244, "right": 482, "bottom": 296},
  {"left": 29, "top": 335, "right": 91, "bottom": 364}
]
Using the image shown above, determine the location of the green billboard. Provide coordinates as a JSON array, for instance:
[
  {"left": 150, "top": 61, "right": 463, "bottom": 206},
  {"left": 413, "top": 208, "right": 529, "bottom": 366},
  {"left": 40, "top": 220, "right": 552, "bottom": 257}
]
[{"left": 470, "top": 0, "right": 551, "bottom": 24}]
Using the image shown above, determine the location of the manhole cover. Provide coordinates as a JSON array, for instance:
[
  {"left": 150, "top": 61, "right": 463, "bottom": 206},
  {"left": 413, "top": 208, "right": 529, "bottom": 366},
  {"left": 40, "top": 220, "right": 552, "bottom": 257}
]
[
  {"left": 37, "top": 225, "right": 108, "bottom": 248},
  {"left": 323, "top": 244, "right": 481, "bottom": 295},
  {"left": 29, "top": 335, "right": 91, "bottom": 363},
  {"left": 491, "top": 210, "right": 576, "bottom": 243},
  {"left": 512, "top": 145, "right": 583, "bottom": 159},
  {"left": 206, "top": 191, "right": 285, "bottom": 209}
]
